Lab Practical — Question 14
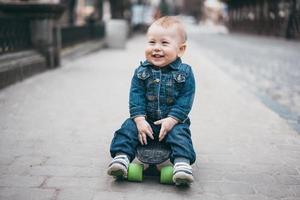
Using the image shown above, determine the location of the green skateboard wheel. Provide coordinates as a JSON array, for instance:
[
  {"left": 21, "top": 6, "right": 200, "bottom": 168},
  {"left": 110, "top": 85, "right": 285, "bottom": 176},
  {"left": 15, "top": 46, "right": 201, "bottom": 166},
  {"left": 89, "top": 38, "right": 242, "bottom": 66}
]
[
  {"left": 160, "top": 165, "right": 173, "bottom": 184},
  {"left": 127, "top": 163, "right": 143, "bottom": 182}
]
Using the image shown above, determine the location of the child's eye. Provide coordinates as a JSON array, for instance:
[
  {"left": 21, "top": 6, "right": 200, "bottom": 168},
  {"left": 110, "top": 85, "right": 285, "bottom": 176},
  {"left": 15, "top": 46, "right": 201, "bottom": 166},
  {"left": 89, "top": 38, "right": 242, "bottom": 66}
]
[
  {"left": 162, "top": 41, "right": 169, "bottom": 45},
  {"left": 148, "top": 41, "right": 155, "bottom": 44}
]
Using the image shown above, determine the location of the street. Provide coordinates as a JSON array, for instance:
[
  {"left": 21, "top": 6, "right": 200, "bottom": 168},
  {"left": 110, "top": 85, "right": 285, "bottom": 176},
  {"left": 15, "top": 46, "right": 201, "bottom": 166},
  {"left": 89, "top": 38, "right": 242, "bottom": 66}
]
[
  {"left": 0, "top": 27, "right": 300, "bottom": 200},
  {"left": 189, "top": 31, "right": 300, "bottom": 133}
]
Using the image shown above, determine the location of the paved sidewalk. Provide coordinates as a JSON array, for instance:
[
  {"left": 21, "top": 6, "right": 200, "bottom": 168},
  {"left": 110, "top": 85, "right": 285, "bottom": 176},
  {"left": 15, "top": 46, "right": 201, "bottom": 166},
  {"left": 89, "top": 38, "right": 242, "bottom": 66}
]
[{"left": 0, "top": 33, "right": 299, "bottom": 200}]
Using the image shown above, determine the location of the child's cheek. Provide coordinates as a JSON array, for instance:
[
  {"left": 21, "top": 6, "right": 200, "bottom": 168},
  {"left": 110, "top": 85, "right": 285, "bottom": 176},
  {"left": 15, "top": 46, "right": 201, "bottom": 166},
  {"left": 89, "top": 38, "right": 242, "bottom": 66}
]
[{"left": 145, "top": 47, "right": 151, "bottom": 55}]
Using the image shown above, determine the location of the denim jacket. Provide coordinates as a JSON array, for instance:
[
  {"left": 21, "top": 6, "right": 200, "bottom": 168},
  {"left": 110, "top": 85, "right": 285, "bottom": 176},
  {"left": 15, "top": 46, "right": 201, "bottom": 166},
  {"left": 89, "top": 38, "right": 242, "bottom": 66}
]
[{"left": 129, "top": 57, "right": 195, "bottom": 123}]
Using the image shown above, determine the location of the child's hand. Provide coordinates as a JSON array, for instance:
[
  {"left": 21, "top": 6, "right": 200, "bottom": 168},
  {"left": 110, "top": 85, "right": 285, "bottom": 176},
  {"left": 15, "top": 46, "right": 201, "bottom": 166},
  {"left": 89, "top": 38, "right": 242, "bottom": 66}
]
[
  {"left": 154, "top": 117, "right": 178, "bottom": 141},
  {"left": 134, "top": 116, "right": 154, "bottom": 145}
]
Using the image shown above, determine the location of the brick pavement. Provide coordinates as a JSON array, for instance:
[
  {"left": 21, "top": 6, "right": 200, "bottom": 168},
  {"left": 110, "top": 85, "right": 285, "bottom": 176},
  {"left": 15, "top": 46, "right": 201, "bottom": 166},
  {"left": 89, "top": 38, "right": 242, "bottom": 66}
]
[{"left": 0, "top": 33, "right": 299, "bottom": 200}]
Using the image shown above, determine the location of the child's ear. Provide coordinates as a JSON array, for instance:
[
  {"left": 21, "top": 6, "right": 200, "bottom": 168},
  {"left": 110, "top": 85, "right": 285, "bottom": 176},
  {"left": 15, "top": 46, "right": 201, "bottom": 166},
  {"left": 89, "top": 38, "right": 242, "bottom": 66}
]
[{"left": 178, "top": 43, "right": 187, "bottom": 57}]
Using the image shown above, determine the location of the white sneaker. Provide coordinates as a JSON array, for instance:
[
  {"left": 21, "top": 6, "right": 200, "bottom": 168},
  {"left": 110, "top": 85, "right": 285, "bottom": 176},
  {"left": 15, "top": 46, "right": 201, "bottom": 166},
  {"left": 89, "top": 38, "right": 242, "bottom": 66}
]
[
  {"left": 172, "top": 162, "right": 194, "bottom": 185},
  {"left": 107, "top": 155, "right": 129, "bottom": 178}
]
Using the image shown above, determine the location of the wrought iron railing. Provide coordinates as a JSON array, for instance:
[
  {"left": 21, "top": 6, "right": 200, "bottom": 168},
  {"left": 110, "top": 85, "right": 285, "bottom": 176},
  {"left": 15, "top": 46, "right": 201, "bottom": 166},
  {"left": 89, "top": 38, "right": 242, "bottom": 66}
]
[
  {"left": 0, "top": 19, "right": 105, "bottom": 55},
  {"left": 0, "top": 18, "right": 32, "bottom": 54},
  {"left": 61, "top": 22, "right": 105, "bottom": 47},
  {"left": 227, "top": 0, "right": 300, "bottom": 39},
  {"left": 286, "top": 10, "right": 300, "bottom": 39}
]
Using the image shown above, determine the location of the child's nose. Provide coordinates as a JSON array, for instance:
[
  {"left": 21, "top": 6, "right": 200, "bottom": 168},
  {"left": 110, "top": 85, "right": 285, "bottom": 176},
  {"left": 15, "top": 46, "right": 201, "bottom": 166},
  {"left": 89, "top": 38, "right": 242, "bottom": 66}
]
[{"left": 153, "top": 44, "right": 162, "bottom": 51}]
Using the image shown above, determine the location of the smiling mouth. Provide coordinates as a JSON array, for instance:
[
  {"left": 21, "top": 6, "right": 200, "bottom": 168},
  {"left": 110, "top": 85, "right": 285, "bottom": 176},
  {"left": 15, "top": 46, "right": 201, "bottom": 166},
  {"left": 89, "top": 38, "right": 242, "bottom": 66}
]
[{"left": 152, "top": 54, "right": 164, "bottom": 58}]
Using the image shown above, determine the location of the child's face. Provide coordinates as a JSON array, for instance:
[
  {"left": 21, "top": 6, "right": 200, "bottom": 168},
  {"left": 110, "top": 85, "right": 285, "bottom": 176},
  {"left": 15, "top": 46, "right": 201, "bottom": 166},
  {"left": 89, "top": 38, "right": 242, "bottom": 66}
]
[{"left": 145, "top": 24, "right": 186, "bottom": 67}]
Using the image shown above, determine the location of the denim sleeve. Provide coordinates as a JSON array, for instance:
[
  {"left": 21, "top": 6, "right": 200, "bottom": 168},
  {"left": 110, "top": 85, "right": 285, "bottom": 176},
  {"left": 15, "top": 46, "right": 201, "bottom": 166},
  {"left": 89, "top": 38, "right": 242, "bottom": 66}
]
[
  {"left": 129, "top": 69, "right": 146, "bottom": 118},
  {"left": 168, "top": 68, "right": 195, "bottom": 123}
]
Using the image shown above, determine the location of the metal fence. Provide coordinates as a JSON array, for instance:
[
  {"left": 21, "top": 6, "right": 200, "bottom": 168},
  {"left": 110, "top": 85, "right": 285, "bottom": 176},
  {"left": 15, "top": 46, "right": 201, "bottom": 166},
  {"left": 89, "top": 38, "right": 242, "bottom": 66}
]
[
  {"left": 0, "top": 18, "right": 31, "bottom": 54},
  {"left": 61, "top": 22, "right": 105, "bottom": 48},
  {"left": 0, "top": 19, "right": 105, "bottom": 55},
  {"left": 227, "top": 0, "right": 300, "bottom": 39},
  {"left": 0, "top": 2, "right": 105, "bottom": 89}
]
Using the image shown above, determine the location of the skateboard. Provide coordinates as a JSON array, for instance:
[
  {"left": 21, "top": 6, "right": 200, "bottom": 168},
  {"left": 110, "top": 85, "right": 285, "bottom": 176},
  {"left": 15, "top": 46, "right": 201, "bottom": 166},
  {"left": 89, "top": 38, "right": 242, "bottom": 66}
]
[{"left": 127, "top": 140, "right": 174, "bottom": 184}]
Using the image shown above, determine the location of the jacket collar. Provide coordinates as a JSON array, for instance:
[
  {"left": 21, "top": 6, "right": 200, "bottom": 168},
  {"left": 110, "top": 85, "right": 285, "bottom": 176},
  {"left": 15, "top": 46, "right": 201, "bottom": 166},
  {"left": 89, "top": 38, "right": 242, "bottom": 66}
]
[{"left": 140, "top": 57, "right": 182, "bottom": 70}]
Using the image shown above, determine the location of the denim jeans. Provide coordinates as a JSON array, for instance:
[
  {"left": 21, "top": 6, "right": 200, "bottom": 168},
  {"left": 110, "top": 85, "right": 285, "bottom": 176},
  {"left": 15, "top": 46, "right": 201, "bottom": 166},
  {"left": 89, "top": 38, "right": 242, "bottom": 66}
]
[{"left": 110, "top": 118, "right": 196, "bottom": 164}]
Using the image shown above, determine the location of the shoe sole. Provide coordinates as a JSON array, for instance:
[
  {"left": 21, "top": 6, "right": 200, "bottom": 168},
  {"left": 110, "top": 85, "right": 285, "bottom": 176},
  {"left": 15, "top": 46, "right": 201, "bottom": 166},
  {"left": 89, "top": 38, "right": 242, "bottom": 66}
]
[
  {"left": 110, "top": 169, "right": 126, "bottom": 178},
  {"left": 173, "top": 171, "right": 194, "bottom": 186},
  {"left": 174, "top": 178, "right": 192, "bottom": 186},
  {"left": 107, "top": 163, "right": 127, "bottom": 178}
]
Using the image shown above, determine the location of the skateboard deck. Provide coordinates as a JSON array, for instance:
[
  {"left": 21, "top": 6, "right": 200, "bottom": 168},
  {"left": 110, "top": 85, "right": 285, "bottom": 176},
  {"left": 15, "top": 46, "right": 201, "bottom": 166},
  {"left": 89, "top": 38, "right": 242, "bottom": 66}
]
[
  {"left": 127, "top": 140, "right": 173, "bottom": 184},
  {"left": 136, "top": 139, "right": 170, "bottom": 165}
]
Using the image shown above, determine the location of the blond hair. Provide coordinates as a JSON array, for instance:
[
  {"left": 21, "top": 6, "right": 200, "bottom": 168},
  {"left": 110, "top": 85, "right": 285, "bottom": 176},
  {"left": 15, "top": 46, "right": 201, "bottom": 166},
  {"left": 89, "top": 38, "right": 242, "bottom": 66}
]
[{"left": 148, "top": 16, "right": 187, "bottom": 43}]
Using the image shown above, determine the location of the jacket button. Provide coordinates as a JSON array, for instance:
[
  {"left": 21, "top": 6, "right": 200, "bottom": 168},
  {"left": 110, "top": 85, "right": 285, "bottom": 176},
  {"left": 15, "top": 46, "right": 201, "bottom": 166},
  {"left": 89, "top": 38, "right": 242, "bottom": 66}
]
[{"left": 154, "top": 78, "right": 160, "bottom": 83}]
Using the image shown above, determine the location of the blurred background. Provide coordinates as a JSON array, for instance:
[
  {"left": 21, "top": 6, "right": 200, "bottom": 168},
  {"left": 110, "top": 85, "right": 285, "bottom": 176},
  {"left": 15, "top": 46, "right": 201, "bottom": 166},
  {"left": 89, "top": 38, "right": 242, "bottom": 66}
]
[
  {"left": 1, "top": 2, "right": 300, "bottom": 199},
  {"left": 0, "top": 0, "right": 299, "bottom": 133}
]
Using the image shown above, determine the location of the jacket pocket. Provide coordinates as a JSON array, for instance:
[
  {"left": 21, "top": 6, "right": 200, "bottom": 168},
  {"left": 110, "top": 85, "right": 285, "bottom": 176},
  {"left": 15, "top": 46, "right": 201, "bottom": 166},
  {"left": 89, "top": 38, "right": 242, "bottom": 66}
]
[
  {"left": 172, "top": 72, "right": 186, "bottom": 83},
  {"left": 137, "top": 69, "right": 150, "bottom": 80}
]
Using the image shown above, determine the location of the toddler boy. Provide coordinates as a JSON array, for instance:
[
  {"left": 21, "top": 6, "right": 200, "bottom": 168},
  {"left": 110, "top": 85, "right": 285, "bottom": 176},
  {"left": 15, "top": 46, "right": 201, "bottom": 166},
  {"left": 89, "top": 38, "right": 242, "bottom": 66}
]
[{"left": 108, "top": 16, "right": 196, "bottom": 185}]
